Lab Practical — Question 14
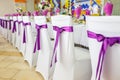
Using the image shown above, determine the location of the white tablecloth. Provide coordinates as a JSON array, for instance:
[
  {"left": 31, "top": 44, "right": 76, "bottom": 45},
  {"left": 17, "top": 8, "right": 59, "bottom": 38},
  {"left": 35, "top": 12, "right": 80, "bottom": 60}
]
[{"left": 73, "top": 23, "right": 88, "bottom": 47}]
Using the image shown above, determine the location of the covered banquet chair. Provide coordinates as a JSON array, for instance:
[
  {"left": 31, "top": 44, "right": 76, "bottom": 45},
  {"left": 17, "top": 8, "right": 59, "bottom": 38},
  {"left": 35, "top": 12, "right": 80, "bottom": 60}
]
[
  {"left": 17, "top": 16, "right": 23, "bottom": 51},
  {"left": 35, "top": 16, "right": 53, "bottom": 80},
  {"left": 86, "top": 16, "right": 120, "bottom": 80},
  {"left": 12, "top": 16, "right": 18, "bottom": 47},
  {"left": 23, "top": 16, "right": 37, "bottom": 67},
  {"left": 20, "top": 16, "right": 31, "bottom": 57},
  {"left": 51, "top": 15, "right": 91, "bottom": 80},
  {"left": 8, "top": 16, "right": 13, "bottom": 43},
  {"left": 1, "top": 17, "right": 7, "bottom": 38}
]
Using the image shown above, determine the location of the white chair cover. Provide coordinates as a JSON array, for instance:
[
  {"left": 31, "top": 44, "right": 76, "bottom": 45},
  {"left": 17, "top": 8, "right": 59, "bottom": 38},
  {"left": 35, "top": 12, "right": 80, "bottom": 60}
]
[
  {"left": 35, "top": 16, "right": 53, "bottom": 80},
  {"left": 86, "top": 16, "right": 120, "bottom": 80},
  {"left": 15, "top": 16, "right": 20, "bottom": 48},
  {"left": 12, "top": 16, "right": 17, "bottom": 47},
  {"left": 16, "top": 16, "right": 23, "bottom": 50},
  {"left": 0, "top": 17, "right": 2, "bottom": 34},
  {"left": 8, "top": 16, "right": 13, "bottom": 43},
  {"left": 20, "top": 16, "right": 29, "bottom": 57},
  {"left": 2, "top": 17, "right": 7, "bottom": 38},
  {"left": 0, "top": 17, "right": 4, "bottom": 35},
  {"left": 52, "top": 15, "right": 74, "bottom": 80},
  {"left": 52, "top": 15, "right": 91, "bottom": 80},
  {"left": 5, "top": 16, "right": 10, "bottom": 40},
  {"left": 23, "top": 16, "right": 35, "bottom": 67}
]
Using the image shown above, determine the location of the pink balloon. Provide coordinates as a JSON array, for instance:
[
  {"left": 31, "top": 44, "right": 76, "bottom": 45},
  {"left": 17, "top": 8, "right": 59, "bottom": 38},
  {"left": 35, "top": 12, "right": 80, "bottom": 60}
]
[
  {"left": 86, "top": 9, "right": 90, "bottom": 15},
  {"left": 75, "top": 7, "right": 81, "bottom": 19},
  {"left": 56, "top": 8, "right": 60, "bottom": 14},
  {"left": 104, "top": 2, "right": 113, "bottom": 16},
  {"left": 72, "top": 10, "right": 75, "bottom": 16}
]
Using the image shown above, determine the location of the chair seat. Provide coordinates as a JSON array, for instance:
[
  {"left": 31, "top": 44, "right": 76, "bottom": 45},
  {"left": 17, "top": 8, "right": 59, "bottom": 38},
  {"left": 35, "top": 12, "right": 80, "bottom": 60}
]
[
  {"left": 74, "top": 47, "right": 91, "bottom": 80},
  {"left": 75, "top": 47, "right": 90, "bottom": 61}
]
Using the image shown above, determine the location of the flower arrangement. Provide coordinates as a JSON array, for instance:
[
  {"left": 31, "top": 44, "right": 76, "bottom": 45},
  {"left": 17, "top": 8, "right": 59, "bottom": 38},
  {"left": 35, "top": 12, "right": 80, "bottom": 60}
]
[{"left": 38, "top": 1, "right": 52, "bottom": 16}]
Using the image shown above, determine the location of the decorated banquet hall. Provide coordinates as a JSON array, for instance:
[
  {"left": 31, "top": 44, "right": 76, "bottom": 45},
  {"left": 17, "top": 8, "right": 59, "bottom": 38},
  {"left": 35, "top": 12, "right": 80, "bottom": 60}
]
[{"left": 0, "top": 0, "right": 120, "bottom": 80}]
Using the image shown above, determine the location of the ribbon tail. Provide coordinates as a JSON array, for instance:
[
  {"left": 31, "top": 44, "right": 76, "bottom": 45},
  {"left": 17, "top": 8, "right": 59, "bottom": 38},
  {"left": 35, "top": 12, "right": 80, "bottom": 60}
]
[
  {"left": 23, "top": 28, "right": 26, "bottom": 43},
  {"left": 3, "top": 21, "right": 5, "bottom": 28},
  {"left": 15, "top": 22, "right": 17, "bottom": 32},
  {"left": 37, "top": 29, "right": 41, "bottom": 50},
  {"left": 96, "top": 46, "right": 104, "bottom": 80},
  {"left": 9, "top": 21, "right": 11, "bottom": 30},
  {"left": 96, "top": 42, "right": 108, "bottom": 80},
  {"left": 50, "top": 32, "right": 60, "bottom": 67},
  {"left": 33, "top": 41, "right": 37, "bottom": 53},
  {"left": 98, "top": 52, "right": 105, "bottom": 80},
  {"left": 12, "top": 22, "right": 15, "bottom": 33}
]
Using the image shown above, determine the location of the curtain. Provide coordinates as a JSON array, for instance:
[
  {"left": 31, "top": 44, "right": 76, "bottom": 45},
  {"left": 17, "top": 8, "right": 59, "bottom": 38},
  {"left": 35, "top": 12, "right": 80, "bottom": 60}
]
[{"left": 14, "top": 0, "right": 26, "bottom": 3}]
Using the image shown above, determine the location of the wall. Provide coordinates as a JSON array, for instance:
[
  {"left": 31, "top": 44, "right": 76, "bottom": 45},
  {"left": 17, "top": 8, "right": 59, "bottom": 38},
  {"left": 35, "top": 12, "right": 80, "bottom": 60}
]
[
  {"left": 0, "top": 0, "right": 15, "bottom": 16},
  {"left": 104, "top": 0, "right": 120, "bottom": 15},
  {"left": 26, "top": 0, "right": 34, "bottom": 12},
  {"left": 111, "top": 0, "right": 120, "bottom": 15}
]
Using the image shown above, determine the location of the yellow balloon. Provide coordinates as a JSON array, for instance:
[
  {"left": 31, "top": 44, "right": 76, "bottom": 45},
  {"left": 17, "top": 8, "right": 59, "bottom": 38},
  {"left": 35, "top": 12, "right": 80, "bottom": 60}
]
[
  {"left": 50, "top": 0, "right": 54, "bottom": 8},
  {"left": 96, "top": 0, "right": 101, "bottom": 6},
  {"left": 81, "top": 10, "right": 86, "bottom": 15},
  {"left": 65, "top": 0, "right": 70, "bottom": 8}
]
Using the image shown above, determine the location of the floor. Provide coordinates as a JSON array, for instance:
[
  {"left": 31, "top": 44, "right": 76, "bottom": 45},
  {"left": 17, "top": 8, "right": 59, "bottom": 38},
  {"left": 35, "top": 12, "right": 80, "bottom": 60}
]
[{"left": 0, "top": 34, "right": 44, "bottom": 80}]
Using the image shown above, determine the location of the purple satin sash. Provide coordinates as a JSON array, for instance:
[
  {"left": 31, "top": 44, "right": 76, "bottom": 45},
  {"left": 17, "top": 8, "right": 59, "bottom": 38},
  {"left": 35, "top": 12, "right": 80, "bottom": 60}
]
[
  {"left": 12, "top": 20, "right": 18, "bottom": 33},
  {"left": 50, "top": 26, "right": 73, "bottom": 67},
  {"left": 4, "top": 20, "right": 8, "bottom": 29},
  {"left": 33, "top": 24, "right": 48, "bottom": 53},
  {"left": 0, "top": 19, "right": 2, "bottom": 26},
  {"left": 9, "top": 20, "right": 13, "bottom": 30},
  {"left": 87, "top": 31, "right": 120, "bottom": 80},
  {"left": 22, "top": 22, "right": 31, "bottom": 43},
  {"left": 0, "top": 19, "right": 2, "bottom": 27},
  {"left": 2, "top": 19, "right": 4, "bottom": 28}
]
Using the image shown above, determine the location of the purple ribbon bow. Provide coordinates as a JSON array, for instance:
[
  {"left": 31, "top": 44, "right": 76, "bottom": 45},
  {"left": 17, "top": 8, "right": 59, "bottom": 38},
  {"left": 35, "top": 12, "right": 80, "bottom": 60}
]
[
  {"left": 50, "top": 26, "right": 73, "bottom": 67},
  {"left": 33, "top": 24, "right": 48, "bottom": 53},
  {"left": 87, "top": 31, "right": 120, "bottom": 80},
  {"left": 18, "top": 21, "right": 23, "bottom": 24},
  {"left": 12, "top": 20, "right": 18, "bottom": 33},
  {"left": 22, "top": 22, "right": 31, "bottom": 43}
]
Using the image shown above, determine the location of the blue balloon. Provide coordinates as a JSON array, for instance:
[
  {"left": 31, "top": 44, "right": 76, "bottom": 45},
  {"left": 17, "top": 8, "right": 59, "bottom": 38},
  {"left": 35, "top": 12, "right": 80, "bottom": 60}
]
[
  {"left": 71, "top": 0, "right": 74, "bottom": 2},
  {"left": 72, "top": 6, "right": 75, "bottom": 10},
  {"left": 82, "top": 4, "right": 85, "bottom": 9},
  {"left": 85, "top": 4, "right": 89, "bottom": 9}
]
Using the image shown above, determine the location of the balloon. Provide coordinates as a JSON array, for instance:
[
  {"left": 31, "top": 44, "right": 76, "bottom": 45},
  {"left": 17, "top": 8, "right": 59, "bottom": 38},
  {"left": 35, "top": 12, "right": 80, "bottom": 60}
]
[
  {"left": 104, "top": 2, "right": 113, "bottom": 16},
  {"left": 75, "top": 7, "right": 81, "bottom": 19}
]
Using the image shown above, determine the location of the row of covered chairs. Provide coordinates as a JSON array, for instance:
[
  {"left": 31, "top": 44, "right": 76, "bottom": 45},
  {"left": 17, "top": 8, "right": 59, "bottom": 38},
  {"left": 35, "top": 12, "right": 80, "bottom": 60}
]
[
  {"left": 2, "top": 15, "right": 119, "bottom": 80},
  {"left": 0, "top": 15, "right": 120, "bottom": 80},
  {"left": 0, "top": 15, "right": 91, "bottom": 80}
]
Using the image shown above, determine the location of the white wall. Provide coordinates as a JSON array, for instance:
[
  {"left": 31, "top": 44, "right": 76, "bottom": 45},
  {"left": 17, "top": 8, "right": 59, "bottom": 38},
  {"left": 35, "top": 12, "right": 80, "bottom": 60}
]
[
  {"left": 0, "top": 0, "right": 15, "bottom": 16},
  {"left": 26, "top": 0, "right": 34, "bottom": 12}
]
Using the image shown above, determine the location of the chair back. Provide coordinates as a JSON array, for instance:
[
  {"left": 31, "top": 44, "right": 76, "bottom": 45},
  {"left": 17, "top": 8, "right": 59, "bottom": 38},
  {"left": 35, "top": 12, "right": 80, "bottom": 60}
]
[{"left": 86, "top": 16, "right": 120, "bottom": 80}]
